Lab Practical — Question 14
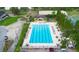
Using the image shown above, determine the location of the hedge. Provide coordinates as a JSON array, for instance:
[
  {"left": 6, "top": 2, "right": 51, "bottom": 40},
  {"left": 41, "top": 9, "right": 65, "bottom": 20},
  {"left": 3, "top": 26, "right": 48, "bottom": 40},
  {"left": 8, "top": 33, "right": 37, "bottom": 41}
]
[{"left": 15, "top": 23, "right": 30, "bottom": 52}]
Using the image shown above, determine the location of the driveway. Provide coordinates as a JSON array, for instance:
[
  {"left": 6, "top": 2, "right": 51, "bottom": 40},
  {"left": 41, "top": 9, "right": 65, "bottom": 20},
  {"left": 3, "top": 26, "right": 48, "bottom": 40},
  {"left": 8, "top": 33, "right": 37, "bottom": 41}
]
[
  {"left": 0, "top": 26, "right": 8, "bottom": 52},
  {"left": 5, "top": 19, "right": 25, "bottom": 52}
]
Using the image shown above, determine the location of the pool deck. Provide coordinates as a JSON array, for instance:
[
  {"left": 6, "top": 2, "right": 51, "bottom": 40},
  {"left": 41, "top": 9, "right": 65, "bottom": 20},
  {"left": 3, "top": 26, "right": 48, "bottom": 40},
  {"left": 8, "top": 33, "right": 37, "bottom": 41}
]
[{"left": 22, "top": 22, "right": 62, "bottom": 48}]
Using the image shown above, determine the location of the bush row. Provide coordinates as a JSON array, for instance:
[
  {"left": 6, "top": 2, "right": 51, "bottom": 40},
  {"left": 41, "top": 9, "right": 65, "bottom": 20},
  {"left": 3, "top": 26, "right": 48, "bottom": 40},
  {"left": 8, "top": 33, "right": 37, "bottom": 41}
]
[{"left": 15, "top": 23, "right": 30, "bottom": 52}]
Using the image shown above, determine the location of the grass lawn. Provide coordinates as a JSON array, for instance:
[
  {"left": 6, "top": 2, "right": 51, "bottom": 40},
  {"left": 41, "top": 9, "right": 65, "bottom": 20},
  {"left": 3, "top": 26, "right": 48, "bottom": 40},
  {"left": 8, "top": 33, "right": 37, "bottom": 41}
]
[
  {"left": 0, "top": 16, "right": 19, "bottom": 26},
  {"left": 15, "top": 23, "right": 30, "bottom": 52}
]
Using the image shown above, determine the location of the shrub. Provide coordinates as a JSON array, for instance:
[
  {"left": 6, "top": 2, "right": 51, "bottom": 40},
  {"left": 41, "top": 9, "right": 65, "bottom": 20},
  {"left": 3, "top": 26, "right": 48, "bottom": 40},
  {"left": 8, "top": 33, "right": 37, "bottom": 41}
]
[{"left": 15, "top": 23, "right": 30, "bottom": 52}]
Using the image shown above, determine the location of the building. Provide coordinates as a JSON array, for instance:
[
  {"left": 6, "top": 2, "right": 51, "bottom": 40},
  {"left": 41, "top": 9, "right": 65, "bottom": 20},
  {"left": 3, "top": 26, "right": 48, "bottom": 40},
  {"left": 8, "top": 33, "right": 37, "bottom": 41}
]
[
  {"left": 0, "top": 26, "right": 8, "bottom": 52},
  {"left": 39, "top": 10, "right": 57, "bottom": 15},
  {"left": 0, "top": 11, "right": 9, "bottom": 21},
  {"left": 39, "top": 10, "right": 68, "bottom": 16}
]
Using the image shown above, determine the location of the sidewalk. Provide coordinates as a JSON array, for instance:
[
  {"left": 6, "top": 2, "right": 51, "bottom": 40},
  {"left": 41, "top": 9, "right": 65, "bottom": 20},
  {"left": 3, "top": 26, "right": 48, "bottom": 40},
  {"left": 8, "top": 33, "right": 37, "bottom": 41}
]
[{"left": 6, "top": 19, "right": 25, "bottom": 52}]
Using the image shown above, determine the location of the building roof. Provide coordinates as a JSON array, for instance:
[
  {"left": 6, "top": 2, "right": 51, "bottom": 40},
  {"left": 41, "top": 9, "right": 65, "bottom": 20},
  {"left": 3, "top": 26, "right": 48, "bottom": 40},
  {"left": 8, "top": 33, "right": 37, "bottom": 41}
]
[
  {"left": 39, "top": 10, "right": 57, "bottom": 15},
  {"left": 39, "top": 11, "right": 53, "bottom": 15},
  {"left": 39, "top": 10, "right": 68, "bottom": 16},
  {"left": 35, "top": 15, "right": 46, "bottom": 18},
  {"left": 0, "top": 11, "right": 5, "bottom": 16}
]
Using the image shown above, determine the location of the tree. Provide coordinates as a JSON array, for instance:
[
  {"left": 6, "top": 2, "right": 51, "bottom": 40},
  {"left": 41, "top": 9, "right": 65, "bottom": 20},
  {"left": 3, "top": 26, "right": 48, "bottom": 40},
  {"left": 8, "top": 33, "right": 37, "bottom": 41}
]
[
  {"left": 52, "top": 11, "right": 56, "bottom": 18},
  {"left": 29, "top": 16, "right": 34, "bottom": 22},
  {"left": 63, "top": 20, "right": 73, "bottom": 30},
  {"left": 20, "top": 7, "right": 29, "bottom": 12},
  {"left": 55, "top": 9, "right": 79, "bottom": 51},
  {"left": 75, "top": 20, "right": 79, "bottom": 30},
  {"left": 56, "top": 10, "right": 73, "bottom": 31},
  {"left": 10, "top": 7, "right": 20, "bottom": 15},
  {"left": 61, "top": 38, "right": 68, "bottom": 48},
  {"left": 31, "top": 7, "right": 39, "bottom": 11},
  {"left": 0, "top": 7, "right": 5, "bottom": 11},
  {"left": 70, "top": 32, "right": 79, "bottom": 51}
]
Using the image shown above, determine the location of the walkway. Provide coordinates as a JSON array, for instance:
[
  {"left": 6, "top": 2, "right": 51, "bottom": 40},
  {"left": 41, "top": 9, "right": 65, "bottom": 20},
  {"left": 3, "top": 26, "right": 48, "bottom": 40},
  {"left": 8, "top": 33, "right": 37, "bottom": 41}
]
[{"left": 5, "top": 19, "right": 25, "bottom": 52}]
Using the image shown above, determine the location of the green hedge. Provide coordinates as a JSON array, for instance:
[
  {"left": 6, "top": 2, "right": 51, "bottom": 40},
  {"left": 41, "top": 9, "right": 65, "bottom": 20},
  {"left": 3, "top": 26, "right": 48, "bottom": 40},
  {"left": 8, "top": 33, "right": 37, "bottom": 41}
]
[{"left": 15, "top": 23, "right": 30, "bottom": 52}]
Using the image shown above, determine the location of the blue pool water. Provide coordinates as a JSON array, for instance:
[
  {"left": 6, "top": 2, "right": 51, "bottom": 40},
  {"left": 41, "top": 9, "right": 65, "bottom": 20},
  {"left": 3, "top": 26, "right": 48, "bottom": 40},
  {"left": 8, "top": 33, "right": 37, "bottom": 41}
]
[{"left": 29, "top": 24, "right": 53, "bottom": 43}]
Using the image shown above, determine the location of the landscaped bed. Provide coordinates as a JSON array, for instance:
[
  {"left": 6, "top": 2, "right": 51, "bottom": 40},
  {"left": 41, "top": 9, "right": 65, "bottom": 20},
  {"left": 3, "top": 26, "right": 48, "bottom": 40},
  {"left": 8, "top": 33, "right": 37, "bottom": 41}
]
[
  {"left": 15, "top": 23, "right": 30, "bottom": 52},
  {"left": 0, "top": 16, "right": 19, "bottom": 26}
]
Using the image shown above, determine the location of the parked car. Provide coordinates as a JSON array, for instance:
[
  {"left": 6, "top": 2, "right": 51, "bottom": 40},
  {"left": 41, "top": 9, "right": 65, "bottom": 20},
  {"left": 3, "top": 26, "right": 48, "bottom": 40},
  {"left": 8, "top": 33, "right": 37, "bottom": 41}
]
[{"left": 0, "top": 11, "right": 9, "bottom": 21}]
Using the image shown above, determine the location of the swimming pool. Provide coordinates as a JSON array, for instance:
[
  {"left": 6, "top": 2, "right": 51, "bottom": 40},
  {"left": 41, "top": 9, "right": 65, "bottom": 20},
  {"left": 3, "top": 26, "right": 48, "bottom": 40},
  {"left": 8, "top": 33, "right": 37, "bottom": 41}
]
[{"left": 29, "top": 24, "right": 53, "bottom": 43}]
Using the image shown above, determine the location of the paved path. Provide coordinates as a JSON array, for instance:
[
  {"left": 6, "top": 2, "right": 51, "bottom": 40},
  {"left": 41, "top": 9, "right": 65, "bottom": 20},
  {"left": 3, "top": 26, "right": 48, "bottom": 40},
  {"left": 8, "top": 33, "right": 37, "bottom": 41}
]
[
  {"left": 54, "top": 48, "right": 76, "bottom": 52},
  {"left": 21, "top": 48, "right": 76, "bottom": 52},
  {"left": 21, "top": 48, "right": 49, "bottom": 52},
  {"left": 5, "top": 19, "right": 25, "bottom": 52}
]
